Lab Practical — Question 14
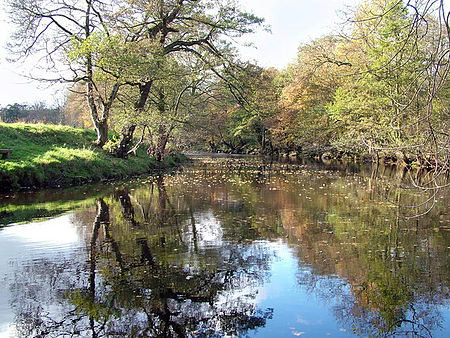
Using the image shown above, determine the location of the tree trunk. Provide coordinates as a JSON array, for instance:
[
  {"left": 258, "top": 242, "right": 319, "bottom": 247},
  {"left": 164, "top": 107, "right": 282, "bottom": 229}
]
[
  {"left": 115, "top": 81, "right": 154, "bottom": 158},
  {"left": 85, "top": 2, "right": 109, "bottom": 148},
  {"left": 150, "top": 132, "right": 167, "bottom": 161},
  {"left": 154, "top": 125, "right": 169, "bottom": 161},
  {"left": 115, "top": 124, "right": 137, "bottom": 158},
  {"left": 92, "top": 118, "right": 109, "bottom": 147}
]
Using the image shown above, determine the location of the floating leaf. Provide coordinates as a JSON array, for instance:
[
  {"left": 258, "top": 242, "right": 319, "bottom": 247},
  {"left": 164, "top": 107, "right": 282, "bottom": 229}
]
[{"left": 292, "top": 332, "right": 305, "bottom": 336}]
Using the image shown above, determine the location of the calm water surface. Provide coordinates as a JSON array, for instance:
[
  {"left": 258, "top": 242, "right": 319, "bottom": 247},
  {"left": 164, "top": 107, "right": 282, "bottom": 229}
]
[{"left": 0, "top": 157, "right": 449, "bottom": 337}]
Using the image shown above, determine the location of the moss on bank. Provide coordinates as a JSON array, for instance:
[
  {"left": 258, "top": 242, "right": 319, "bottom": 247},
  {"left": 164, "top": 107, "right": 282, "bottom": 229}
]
[{"left": 0, "top": 123, "right": 186, "bottom": 192}]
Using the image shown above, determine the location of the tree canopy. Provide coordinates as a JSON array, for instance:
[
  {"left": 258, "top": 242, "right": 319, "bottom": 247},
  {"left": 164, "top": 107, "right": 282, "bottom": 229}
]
[{"left": 5, "top": 0, "right": 449, "bottom": 178}]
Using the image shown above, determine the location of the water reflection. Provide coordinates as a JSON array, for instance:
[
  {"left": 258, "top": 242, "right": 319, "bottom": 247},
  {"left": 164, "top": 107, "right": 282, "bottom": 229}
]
[{"left": 0, "top": 157, "right": 448, "bottom": 337}]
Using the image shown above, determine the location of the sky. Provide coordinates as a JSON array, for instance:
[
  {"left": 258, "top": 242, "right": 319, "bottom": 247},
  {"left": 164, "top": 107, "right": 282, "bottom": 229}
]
[{"left": 0, "top": 0, "right": 358, "bottom": 107}]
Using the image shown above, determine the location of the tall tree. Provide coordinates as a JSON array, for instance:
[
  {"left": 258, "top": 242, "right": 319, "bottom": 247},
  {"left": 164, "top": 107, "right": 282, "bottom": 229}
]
[
  {"left": 0, "top": 103, "right": 27, "bottom": 123},
  {"left": 207, "top": 63, "right": 280, "bottom": 154},
  {"left": 108, "top": 0, "right": 265, "bottom": 158}
]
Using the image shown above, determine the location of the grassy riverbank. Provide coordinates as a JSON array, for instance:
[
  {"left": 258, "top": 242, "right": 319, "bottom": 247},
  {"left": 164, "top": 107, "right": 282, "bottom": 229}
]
[{"left": 0, "top": 123, "right": 185, "bottom": 192}]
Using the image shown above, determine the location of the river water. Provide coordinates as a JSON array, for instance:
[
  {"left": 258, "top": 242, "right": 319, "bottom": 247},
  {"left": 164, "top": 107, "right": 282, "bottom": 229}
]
[{"left": 0, "top": 157, "right": 448, "bottom": 337}]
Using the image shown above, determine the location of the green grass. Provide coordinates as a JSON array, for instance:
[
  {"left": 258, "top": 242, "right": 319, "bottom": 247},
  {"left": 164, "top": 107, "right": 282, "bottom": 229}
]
[{"left": 0, "top": 123, "right": 186, "bottom": 191}]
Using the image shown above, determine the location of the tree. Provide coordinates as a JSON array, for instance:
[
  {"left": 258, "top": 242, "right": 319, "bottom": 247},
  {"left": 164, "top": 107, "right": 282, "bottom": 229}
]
[
  {"left": 329, "top": 1, "right": 422, "bottom": 154},
  {"left": 7, "top": 0, "right": 122, "bottom": 146},
  {"left": 144, "top": 60, "right": 213, "bottom": 161},
  {"left": 339, "top": 0, "right": 449, "bottom": 162},
  {"left": 107, "top": 0, "right": 265, "bottom": 158},
  {"left": 324, "top": 0, "right": 450, "bottom": 213},
  {"left": 7, "top": 1, "right": 264, "bottom": 156},
  {"left": 62, "top": 83, "right": 93, "bottom": 127},
  {"left": 0, "top": 102, "right": 62, "bottom": 123},
  {"left": 222, "top": 64, "right": 280, "bottom": 154}
]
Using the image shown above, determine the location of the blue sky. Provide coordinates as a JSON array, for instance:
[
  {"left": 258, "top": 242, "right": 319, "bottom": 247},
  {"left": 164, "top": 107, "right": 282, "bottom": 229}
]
[{"left": 0, "top": 0, "right": 376, "bottom": 106}]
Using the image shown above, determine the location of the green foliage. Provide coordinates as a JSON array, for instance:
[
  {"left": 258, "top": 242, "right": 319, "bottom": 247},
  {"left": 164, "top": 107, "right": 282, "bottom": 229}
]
[
  {"left": 190, "top": 63, "right": 280, "bottom": 154},
  {"left": 243, "top": 0, "right": 449, "bottom": 165},
  {"left": 325, "top": 0, "right": 447, "bottom": 162},
  {"left": 0, "top": 103, "right": 60, "bottom": 124},
  {"left": 6, "top": 0, "right": 448, "bottom": 166},
  {"left": 92, "top": 0, "right": 266, "bottom": 156}
]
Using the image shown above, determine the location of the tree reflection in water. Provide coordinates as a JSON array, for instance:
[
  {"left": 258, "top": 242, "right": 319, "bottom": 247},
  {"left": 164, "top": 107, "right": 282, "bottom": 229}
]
[
  {"left": 10, "top": 177, "right": 275, "bottom": 337},
  {"left": 175, "top": 158, "right": 449, "bottom": 336},
  {"left": 6, "top": 158, "right": 449, "bottom": 337}
]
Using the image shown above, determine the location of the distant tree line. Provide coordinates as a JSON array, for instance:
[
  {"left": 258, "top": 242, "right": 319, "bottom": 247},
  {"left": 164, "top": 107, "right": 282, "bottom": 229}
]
[{"left": 0, "top": 102, "right": 63, "bottom": 124}]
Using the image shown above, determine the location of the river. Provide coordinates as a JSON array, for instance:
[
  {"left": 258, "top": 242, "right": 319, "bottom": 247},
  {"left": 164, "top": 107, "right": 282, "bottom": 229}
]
[{"left": 0, "top": 156, "right": 449, "bottom": 337}]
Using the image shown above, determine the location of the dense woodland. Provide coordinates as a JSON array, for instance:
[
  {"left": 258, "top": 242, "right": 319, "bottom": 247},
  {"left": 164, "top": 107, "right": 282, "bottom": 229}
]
[{"left": 2, "top": 0, "right": 449, "bottom": 169}]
